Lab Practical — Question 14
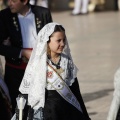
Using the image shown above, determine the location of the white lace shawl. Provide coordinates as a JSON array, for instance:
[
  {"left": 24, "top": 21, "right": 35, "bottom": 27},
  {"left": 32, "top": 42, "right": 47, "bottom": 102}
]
[
  {"left": 19, "top": 22, "right": 78, "bottom": 110},
  {"left": 107, "top": 68, "right": 120, "bottom": 120}
]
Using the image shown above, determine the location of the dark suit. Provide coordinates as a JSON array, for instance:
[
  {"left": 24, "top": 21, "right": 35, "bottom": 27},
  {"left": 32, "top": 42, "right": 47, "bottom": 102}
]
[{"left": 0, "top": 5, "right": 52, "bottom": 114}]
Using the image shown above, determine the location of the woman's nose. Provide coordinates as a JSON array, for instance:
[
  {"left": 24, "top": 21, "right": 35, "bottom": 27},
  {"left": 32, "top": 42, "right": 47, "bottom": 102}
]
[{"left": 61, "top": 40, "right": 65, "bottom": 46}]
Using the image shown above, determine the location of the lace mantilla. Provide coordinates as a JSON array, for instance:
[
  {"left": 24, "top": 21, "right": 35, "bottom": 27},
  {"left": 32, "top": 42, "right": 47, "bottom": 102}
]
[{"left": 19, "top": 22, "right": 78, "bottom": 110}]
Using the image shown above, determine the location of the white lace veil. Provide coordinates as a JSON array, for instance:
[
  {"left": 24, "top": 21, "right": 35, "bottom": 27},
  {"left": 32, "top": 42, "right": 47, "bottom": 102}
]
[{"left": 19, "top": 22, "right": 78, "bottom": 110}]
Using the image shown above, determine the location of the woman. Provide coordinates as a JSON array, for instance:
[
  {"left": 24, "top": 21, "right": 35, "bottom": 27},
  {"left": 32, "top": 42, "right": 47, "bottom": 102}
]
[{"left": 13, "top": 22, "right": 91, "bottom": 120}]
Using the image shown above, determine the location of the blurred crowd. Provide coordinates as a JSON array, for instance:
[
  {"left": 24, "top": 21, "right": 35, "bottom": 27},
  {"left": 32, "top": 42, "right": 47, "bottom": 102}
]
[{"left": 0, "top": 0, "right": 119, "bottom": 12}]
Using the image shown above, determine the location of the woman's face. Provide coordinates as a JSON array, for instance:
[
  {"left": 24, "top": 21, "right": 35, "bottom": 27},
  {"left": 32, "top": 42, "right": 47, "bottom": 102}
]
[{"left": 48, "top": 31, "right": 66, "bottom": 56}]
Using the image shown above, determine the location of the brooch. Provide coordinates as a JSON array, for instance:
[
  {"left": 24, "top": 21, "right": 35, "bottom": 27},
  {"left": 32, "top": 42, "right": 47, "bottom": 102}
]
[
  {"left": 36, "top": 18, "right": 41, "bottom": 28},
  {"left": 13, "top": 17, "right": 19, "bottom": 31}
]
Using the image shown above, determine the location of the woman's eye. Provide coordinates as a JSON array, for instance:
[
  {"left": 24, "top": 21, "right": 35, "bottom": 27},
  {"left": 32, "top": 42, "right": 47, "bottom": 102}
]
[
  {"left": 57, "top": 39, "right": 61, "bottom": 42},
  {"left": 63, "top": 39, "right": 66, "bottom": 42}
]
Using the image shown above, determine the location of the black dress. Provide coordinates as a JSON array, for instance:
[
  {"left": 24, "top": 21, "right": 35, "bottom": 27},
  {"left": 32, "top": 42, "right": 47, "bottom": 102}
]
[
  {"left": 18, "top": 78, "right": 91, "bottom": 120},
  {"left": 44, "top": 78, "right": 90, "bottom": 120}
]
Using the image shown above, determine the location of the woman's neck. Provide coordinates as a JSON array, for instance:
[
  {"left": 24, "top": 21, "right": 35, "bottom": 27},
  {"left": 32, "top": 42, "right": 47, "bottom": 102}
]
[
  {"left": 50, "top": 53, "right": 60, "bottom": 64},
  {"left": 51, "top": 54, "right": 60, "bottom": 59}
]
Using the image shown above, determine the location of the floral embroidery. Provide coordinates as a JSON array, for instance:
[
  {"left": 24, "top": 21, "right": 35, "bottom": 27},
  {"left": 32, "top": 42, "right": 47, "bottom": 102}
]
[
  {"left": 36, "top": 18, "right": 41, "bottom": 28},
  {"left": 47, "top": 71, "right": 53, "bottom": 78},
  {"left": 13, "top": 17, "right": 19, "bottom": 31}
]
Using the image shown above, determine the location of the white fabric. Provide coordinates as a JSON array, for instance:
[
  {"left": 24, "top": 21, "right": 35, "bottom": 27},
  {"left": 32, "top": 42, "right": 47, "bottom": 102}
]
[
  {"left": 29, "top": 0, "right": 35, "bottom": 5},
  {"left": 18, "top": 8, "right": 37, "bottom": 48},
  {"left": 30, "top": 0, "right": 48, "bottom": 8},
  {"left": 11, "top": 113, "right": 16, "bottom": 120},
  {"left": 72, "top": 0, "right": 89, "bottom": 14},
  {"left": 40, "top": 0, "right": 48, "bottom": 8},
  {"left": 37, "top": 0, "right": 48, "bottom": 8},
  {"left": 107, "top": 68, "right": 120, "bottom": 120},
  {"left": 46, "top": 53, "right": 76, "bottom": 90},
  {"left": 19, "top": 22, "right": 78, "bottom": 110}
]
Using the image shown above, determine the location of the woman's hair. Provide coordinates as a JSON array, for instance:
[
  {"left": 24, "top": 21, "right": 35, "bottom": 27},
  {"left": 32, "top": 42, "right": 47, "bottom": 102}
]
[
  {"left": 47, "top": 25, "right": 65, "bottom": 56},
  {"left": 53, "top": 25, "right": 65, "bottom": 33}
]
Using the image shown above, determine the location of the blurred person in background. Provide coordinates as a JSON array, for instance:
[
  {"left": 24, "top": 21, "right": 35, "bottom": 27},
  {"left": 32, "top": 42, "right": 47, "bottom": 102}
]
[
  {"left": 30, "top": 0, "right": 48, "bottom": 8},
  {"left": 72, "top": 0, "right": 89, "bottom": 15},
  {"left": 0, "top": 0, "right": 6, "bottom": 10},
  {"left": 0, "top": 0, "right": 52, "bottom": 115},
  {"left": 114, "top": 0, "right": 119, "bottom": 11},
  {"left": 37, "top": 0, "right": 48, "bottom": 8},
  {"left": 107, "top": 68, "right": 120, "bottom": 120},
  {"left": 29, "top": 0, "right": 35, "bottom": 5}
]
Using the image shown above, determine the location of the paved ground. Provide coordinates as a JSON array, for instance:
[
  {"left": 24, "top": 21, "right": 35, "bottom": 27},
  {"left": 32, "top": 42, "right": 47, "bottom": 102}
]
[
  {"left": 51, "top": 10, "right": 120, "bottom": 120},
  {"left": 1, "top": 10, "right": 120, "bottom": 120}
]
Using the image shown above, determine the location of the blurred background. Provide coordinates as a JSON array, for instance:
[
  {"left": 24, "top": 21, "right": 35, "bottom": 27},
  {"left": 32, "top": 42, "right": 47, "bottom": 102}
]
[
  {"left": 0, "top": 0, "right": 120, "bottom": 120},
  {"left": 28, "top": 0, "right": 120, "bottom": 12}
]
